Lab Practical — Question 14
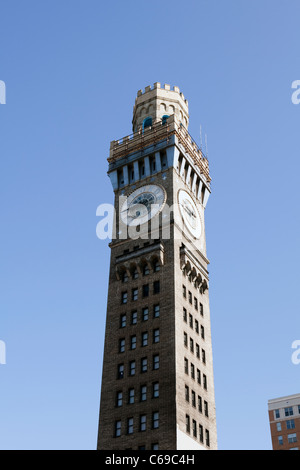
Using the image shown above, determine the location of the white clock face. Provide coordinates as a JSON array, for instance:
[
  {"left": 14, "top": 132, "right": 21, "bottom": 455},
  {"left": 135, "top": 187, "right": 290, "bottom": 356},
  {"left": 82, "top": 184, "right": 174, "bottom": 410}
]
[
  {"left": 178, "top": 189, "right": 202, "bottom": 239},
  {"left": 120, "top": 184, "right": 166, "bottom": 226}
]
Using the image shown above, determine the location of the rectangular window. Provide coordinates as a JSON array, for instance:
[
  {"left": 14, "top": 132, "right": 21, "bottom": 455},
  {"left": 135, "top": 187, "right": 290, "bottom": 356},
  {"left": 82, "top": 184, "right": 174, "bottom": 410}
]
[
  {"left": 275, "top": 409, "right": 280, "bottom": 419},
  {"left": 192, "top": 420, "right": 197, "bottom": 438},
  {"left": 117, "top": 364, "right": 124, "bottom": 379},
  {"left": 116, "top": 391, "right": 123, "bottom": 407},
  {"left": 199, "top": 425, "right": 203, "bottom": 443},
  {"left": 285, "top": 407, "right": 294, "bottom": 417},
  {"left": 287, "top": 420, "right": 295, "bottom": 430},
  {"left": 191, "top": 363, "right": 195, "bottom": 379},
  {"left": 276, "top": 422, "right": 282, "bottom": 431},
  {"left": 198, "top": 395, "right": 202, "bottom": 413},
  {"left": 195, "top": 319, "right": 199, "bottom": 334},
  {"left": 131, "top": 311, "right": 137, "bottom": 325},
  {"left": 142, "top": 307, "right": 149, "bottom": 321},
  {"left": 143, "top": 284, "right": 149, "bottom": 298},
  {"left": 122, "top": 271, "right": 128, "bottom": 283},
  {"left": 153, "top": 304, "right": 160, "bottom": 318},
  {"left": 183, "top": 285, "right": 186, "bottom": 298},
  {"left": 153, "top": 328, "right": 160, "bottom": 343},
  {"left": 184, "top": 358, "right": 189, "bottom": 374},
  {"left": 197, "top": 369, "right": 201, "bottom": 385},
  {"left": 143, "top": 264, "right": 150, "bottom": 276},
  {"left": 140, "top": 385, "right": 147, "bottom": 401},
  {"left": 194, "top": 297, "right": 198, "bottom": 310},
  {"left": 202, "top": 349, "right": 206, "bottom": 364},
  {"left": 189, "top": 314, "right": 193, "bottom": 329},
  {"left": 120, "top": 314, "right": 126, "bottom": 328},
  {"left": 184, "top": 332, "right": 188, "bottom": 347},
  {"left": 129, "top": 360, "right": 136, "bottom": 376},
  {"left": 183, "top": 308, "right": 187, "bottom": 323},
  {"left": 115, "top": 420, "right": 121, "bottom": 437},
  {"left": 200, "top": 303, "right": 203, "bottom": 316},
  {"left": 185, "top": 385, "right": 189, "bottom": 402},
  {"left": 196, "top": 344, "right": 200, "bottom": 359},
  {"left": 142, "top": 332, "right": 148, "bottom": 347},
  {"left": 190, "top": 338, "right": 194, "bottom": 353},
  {"left": 153, "top": 280, "right": 160, "bottom": 294},
  {"left": 140, "top": 415, "right": 147, "bottom": 432},
  {"left": 203, "top": 374, "right": 207, "bottom": 390},
  {"left": 152, "top": 382, "right": 159, "bottom": 398},
  {"left": 127, "top": 417, "right": 134, "bottom": 435},
  {"left": 191, "top": 390, "right": 196, "bottom": 408},
  {"left": 152, "top": 411, "right": 159, "bottom": 429},
  {"left": 204, "top": 400, "right": 209, "bottom": 417},
  {"left": 128, "top": 388, "right": 135, "bottom": 404},
  {"left": 132, "top": 288, "right": 138, "bottom": 301},
  {"left": 141, "top": 357, "right": 148, "bottom": 373},
  {"left": 121, "top": 292, "right": 128, "bottom": 304},
  {"left": 288, "top": 433, "right": 297, "bottom": 444},
  {"left": 186, "top": 414, "right": 190, "bottom": 433},
  {"left": 119, "top": 338, "right": 125, "bottom": 353},
  {"left": 188, "top": 291, "right": 192, "bottom": 304},
  {"left": 201, "top": 325, "right": 205, "bottom": 340},
  {"left": 205, "top": 429, "right": 210, "bottom": 447},
  {"left": 130, "top": 335, "right": 136, "bottom": 350},
  {"left": 278, "top": 435, "right": 283, "bottom": 446},
  {"left": 153, "top": 354, "right": 160, "bottom": 370},
  {"left": 151, "top": 443, "right": 159, "bottom": 450}
]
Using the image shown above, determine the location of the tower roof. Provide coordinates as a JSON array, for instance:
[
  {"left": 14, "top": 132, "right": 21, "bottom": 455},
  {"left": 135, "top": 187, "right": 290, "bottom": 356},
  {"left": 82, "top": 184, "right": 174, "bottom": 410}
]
[{"left": 132, "top": 82, "right": 189, "bottom": 132}]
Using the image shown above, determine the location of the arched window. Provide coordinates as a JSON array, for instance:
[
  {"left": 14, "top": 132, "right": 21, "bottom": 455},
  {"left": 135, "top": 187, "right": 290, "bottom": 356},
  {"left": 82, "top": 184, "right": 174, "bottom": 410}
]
[
  {"left": 143, "top": 117, "right": 152, "bottom": 130},
  {"left": 162, "top": 115, "right": 169, "bottom": 125}
]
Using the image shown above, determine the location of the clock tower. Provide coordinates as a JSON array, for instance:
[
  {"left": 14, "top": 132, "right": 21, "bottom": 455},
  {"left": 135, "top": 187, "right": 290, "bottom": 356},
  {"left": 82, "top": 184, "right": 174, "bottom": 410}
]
[{"left": 97, "top": 83, "right": 217, "bottom": 450}]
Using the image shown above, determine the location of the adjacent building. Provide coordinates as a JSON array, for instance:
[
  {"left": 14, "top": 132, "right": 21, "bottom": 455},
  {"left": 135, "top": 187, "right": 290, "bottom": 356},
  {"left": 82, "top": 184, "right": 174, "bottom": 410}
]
[
  {"left": 268, "top": 393, "right": 300, "bottom": 450},
  {"left": 97, "top": 83, "right": 217, "bottom": 450}
]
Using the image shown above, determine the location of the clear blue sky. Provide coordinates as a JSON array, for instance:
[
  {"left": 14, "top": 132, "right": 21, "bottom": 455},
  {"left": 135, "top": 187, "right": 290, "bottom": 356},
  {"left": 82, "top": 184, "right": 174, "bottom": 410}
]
[{"left": 1, "top": 0, "right": 299, "bottom": 450}]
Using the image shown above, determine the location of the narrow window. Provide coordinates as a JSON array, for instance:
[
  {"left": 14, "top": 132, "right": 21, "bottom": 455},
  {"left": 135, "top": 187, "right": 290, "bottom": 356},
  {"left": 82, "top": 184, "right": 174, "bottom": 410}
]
[
  {"left": 183, "top": 308, "right": 187, "bottom": 322},
  {"left": 191, "top": 363, "right": 195, "bottom": 379},
  {"left": 192, "top": 420, "right": 197, "bottom": 437},
  {"left": 121, "top": 292, "right": 128, "bottom": 304},
  {"left": 131, "top": 311, "right": 137, "bottom": 325},
  {"left": 153, "top": 354, "right": 160, "bottom": 370},
  {"left": 141, "top": 357, "right": 148, "bottom": 373},
  {"left": 153, "top": 280, "right": 160, "bottom": 294},
  {"left": 130, "top": 335, "right": 137, "bottom": 350},
  {"left": 199, "top": 425, "right": 203, "bottom": 443},
  {"left": 204, "top": 400, "right": 209, "bottom": 417},
  {"left": 142, "top": 332, "right": 148, "bottom": 347},
  {"left": 205, "top": 429, "right": 210, "bottom": 447},
  {"left": 190, "top": 338, "right": 194, "bottom": 353},
  {"left": 127, "top": 417, "right": 134, "bottom": 435},
  {"left": 119, "top": 338, "right": 125, "bottom": 353},
  {"left": 188, "top": 291, "right": 192, "bottom": 304},
  {"left": 195, "top": 319, "right": 199, "bottom": 334},
  {"left": 198, "top": 395, "right": 202, "bottom": 413},
  {"left": 128, "top": 388, "right": 135, "bottom": 404},
  {"left": 184, "top": 332, "right": 188, "bottom": 347},
  {"left": 116, "top": 391, "right": 123, "bottom": 407},
  {"left": 140, "top": 415, "right": 147, "bottom": 432},
  {"left": 132, "top": 288, "right": 138, "bottom": 301},
  {"left": 153, "top": 328, "right": 160, "bottom": 343},
  {"left": 191, "top": 390, "right": 196, "bottom": 408},
  {"left": 117, "top": 364, "right": 124, "bottom": 379},
  {"left": 186, "top": 414, "right": 190, "bottom": 433},
  {"left": 183, "top": 285, "right": 186, "bottom": 298},
  {"left": 184, "top": 358, "right": 189, "bottom": 374},
  {"left": 140, "top": 385, "right": 147, "bottom": 401},
  {"left": 142, "top": 307, "right": 149, "bottom": 321},
  {"left": 142, "top": 284, "right": 149, "bottom": 298},
  {"left": 152, "top": 411, "right": 159, "bottom": 429},
  {"left": 185, "top": 385, "right": 189, "bottom": 402},
  {"left": 152, "top": 382, "right": 159, "bottom": 398},
  {"left": 143, "top": 265, "right": 150, "bottom": 276},
  {"left": 120, "top": 314, "right": 126, "bottom": 328},
  {"left": 129, "top": 360, "right": 136, "bottom": 376},
  {"left": 115, "top": 420, "right": 121, "bottom": 437},
  {"left": 154, "top": 260, "right": 160, "bottom": 272},
  {"left": 154, "top": 304, "right": 160, "bottom": 318}
]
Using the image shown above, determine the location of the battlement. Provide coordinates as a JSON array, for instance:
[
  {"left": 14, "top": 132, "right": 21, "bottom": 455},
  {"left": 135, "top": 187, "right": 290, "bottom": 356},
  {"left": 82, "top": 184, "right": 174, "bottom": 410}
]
[{"left": 136, "top": 82, "right": 188, "bottom": 106}]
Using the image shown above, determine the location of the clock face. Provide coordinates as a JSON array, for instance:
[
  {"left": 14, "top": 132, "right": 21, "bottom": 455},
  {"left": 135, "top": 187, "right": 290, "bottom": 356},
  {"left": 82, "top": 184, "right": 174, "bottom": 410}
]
[
  {"left": 120, "top": 184, "right": 166, "bottom": 226},
  {"left": 178, "top": 189, "right": 202, "bottom": 239}
]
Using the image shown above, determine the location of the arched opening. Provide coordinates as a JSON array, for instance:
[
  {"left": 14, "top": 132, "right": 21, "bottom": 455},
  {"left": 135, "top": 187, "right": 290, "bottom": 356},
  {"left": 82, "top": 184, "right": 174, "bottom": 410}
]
[
  {"left": 143, "top": 117, "right": 152, "bottom": 131},
  {"left": 162, "top": 115, "right": 169, "bottom": 125}
]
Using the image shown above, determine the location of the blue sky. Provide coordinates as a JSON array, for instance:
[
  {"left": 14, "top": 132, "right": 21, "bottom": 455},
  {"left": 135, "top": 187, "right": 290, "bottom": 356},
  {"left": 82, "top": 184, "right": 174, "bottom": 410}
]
[{"left": 0, "top": 0, "right": 300, "bottom": 450}]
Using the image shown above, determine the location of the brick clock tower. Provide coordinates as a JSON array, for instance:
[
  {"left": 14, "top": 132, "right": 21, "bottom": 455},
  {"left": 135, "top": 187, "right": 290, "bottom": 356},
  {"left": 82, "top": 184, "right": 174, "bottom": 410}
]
[{"left": 97, "top": 83, "right": 217, "bottom": 450}]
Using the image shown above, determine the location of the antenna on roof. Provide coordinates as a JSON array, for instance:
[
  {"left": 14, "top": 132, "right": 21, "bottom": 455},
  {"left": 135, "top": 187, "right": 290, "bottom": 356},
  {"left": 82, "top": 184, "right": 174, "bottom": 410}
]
[
  {"left": 200, "top": 125, "right": 203, "bottom": 150},
  {"left": 205, "top": 133, "right": 208, "bottom": 157}
]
